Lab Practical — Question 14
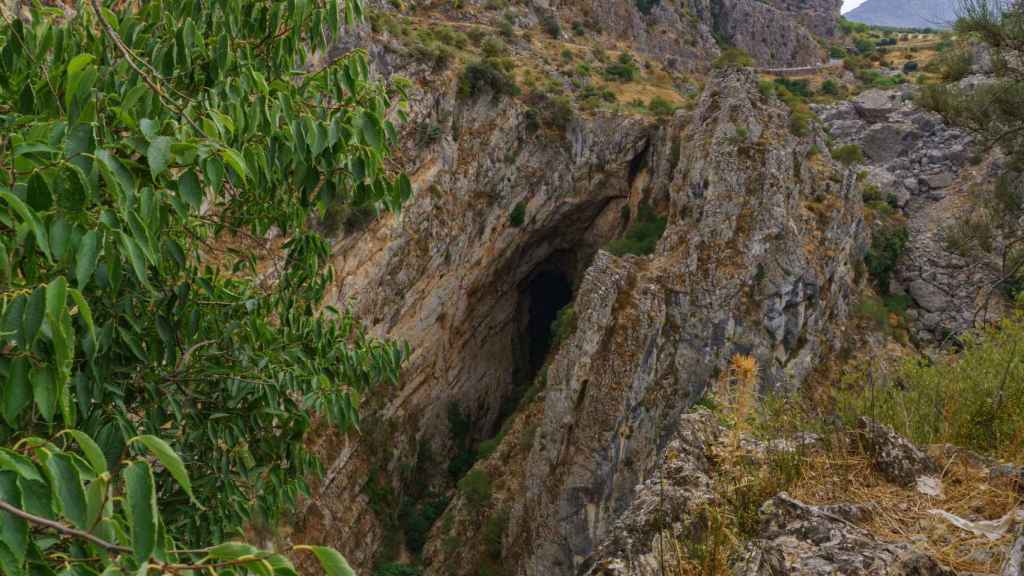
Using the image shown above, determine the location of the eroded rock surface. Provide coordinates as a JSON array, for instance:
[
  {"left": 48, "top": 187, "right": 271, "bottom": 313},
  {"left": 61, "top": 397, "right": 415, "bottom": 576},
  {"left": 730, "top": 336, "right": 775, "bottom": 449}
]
[
  {"left": 858, "top": 417, "right": 939, "bottom": 487},
  {"left": 736, "top": 494, "right": 956, "bottom": 576}
]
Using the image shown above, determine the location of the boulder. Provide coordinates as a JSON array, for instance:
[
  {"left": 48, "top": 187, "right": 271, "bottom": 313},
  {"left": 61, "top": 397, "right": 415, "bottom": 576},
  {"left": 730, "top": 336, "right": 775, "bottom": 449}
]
[
  {"left": 908, "top": 280, "right": 949, "bottom": 313},
  {"left": 922, "top": 171, "right": 955, "bottom": 190},
  {"left": 859, "top": 418, "right": 939, "bottom": 487},
  {"left": 854, "top": 89, "right": 902, "bottom": 122}
]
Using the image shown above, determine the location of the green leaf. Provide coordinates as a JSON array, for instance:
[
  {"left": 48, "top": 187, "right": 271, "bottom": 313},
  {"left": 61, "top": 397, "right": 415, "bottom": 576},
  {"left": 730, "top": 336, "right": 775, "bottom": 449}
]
[
  {"left": 124, "top": 461, "right": 157, "bottom": 564},
  {"left": 30, "top": 366, "right": 56, "bottom": 423},
  {"left": 96, "top": 150, "right": 136, "bottom": 197},
  {"left": 130, "top": 436, "right": 197, "bottom": 504},
  {"left": 26, "top": 173, "right": 53, "bottom": 212},
  {"left": 120, "top": 233, "right": 152, "bottom": 292},
  {"left": 20, "top": 287, "right": 45, "bottom": 349},
  {"left": 294, "top": 546, "right": 355, "bottom": 576},
  {"left": 204, "top": 155, "right": 225, "bottom": 193},
  {"left": 0, "top": 450, "right": 41, "bottom": 483},
  {"left": 68, "top": 289, "right": 97, "bottom": 352},
  {"left": 75, "top": 230, "right": 99, "bottom": 289},
  {"left": 207, "top": 542, "right": 258, "bottom": 560},
  {"left": 220, "top": 148, "right": 249, "bottom": 182},
  {"left": 62, "top": 431, "right": 107, "bottom": 475},
  {"left": 147, "top": 137, "right": 173, "bottom": 177},
  {"left": 0, "top": 541, "right": 21, "bottom": 576},
  {"left": 44, "top": 452, "right": 88, "bottom": 529},
  {"left": 49, "top": 217, "right": 71, "bottom": 261},
  {"left": 358, "top": 111, "right": 382, "bottom": 150},
  {"left": 0, "top": 471, "right": 29, "bottom": 563},
  {"left": 176, "top": 170, "right": 203, "bottom": 210},
  {"left": 45, "top": 276, "right": 68, "bottom": 325},
  {"left": 0, "top": 190, "right": 51, "bottom": 262},
  {"left": 2, "top": 358, "right": 30, "bottom": 426}
]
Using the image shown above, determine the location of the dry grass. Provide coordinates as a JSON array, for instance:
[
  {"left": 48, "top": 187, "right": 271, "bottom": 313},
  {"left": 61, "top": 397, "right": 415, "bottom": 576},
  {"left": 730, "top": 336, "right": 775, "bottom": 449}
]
[{"left": 789, "top": 438, "right": 1022, "bottom": 574}]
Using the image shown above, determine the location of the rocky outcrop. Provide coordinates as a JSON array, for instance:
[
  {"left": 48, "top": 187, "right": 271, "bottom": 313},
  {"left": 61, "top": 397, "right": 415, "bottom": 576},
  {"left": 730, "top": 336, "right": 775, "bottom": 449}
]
[
  {"left": 580, "top": 411, "right": 723, "bottom": 576},
  {"left": 736, "top": 494, "right": 956, "bottom": 576},
  {"left": 817, "top": 89, "right": 973, "bottom": 207},
  {"left": 817, "top": 88, "right": 1014, "bottom": 341},
  {"left": 858, "top": 417, "right": 939, "bottom": 487},
  {"left": 413, "top": 68, "right": 865, "bottom": 575},
  {"left": 711, "top": 0, "right": 835, "bottom": 67}
]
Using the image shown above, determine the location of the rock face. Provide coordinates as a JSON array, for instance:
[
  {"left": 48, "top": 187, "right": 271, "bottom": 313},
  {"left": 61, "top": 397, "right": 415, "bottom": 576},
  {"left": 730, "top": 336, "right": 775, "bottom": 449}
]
[
  {"left": 711, "top": 0, "right": 837, "bottom": 67},
  {"left": 415, "top": 69, "right": 864, "bottom": 575},
  {"left": 736, "top": 494, "right": 956, "bottom": 576},
  {"left": 817, "top": 88, "right": 1013, "bottom": 341},
  {"left": 845, "top": 0, "right": 957, "bottom": 29},
  {"left": 817, "top": 89, "right": 972, "bottom": 206}
]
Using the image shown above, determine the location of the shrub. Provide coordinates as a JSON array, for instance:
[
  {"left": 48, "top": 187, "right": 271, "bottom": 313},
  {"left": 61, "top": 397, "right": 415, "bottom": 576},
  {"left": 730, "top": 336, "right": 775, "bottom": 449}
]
[
  {"left": 483, "top": 508, "right": 510, "bottom": 560},
  {"left": 837, "top": 312, "right": 1024, "bottom": 461},
  {"left": 820, "top": 79, "right": 840, "bottom": 96},
  {"left": 510, "top": 201, "right": 527, "bottom": 226},
  {"left": 774, "top": 77, "right": 811, "bottom": 98},
  {"left": 551, "top": 305, "right": 578, "bottom": 348},
  {"left": 607, "top": 203, "right": 667, "bottom": 256},
  {"left": 938, "top": 48, "right": 972, "bottom": 82},
  {"left": 648, "top": 96, "right": 677, "bottom": 117},
  {"left": 831, "top": 143, "right": 864, "bottom": 166},
  {"left": 829, "top": 45, "right": 848, "bottom": 59},
  {"left": 375, "top": 565, "right": 423, "bottom": 576},
  {"left": 865, "top": 224, "right": 909, "bottom": 294},
  {"left": 635, "top": 0, "right": 659, "bottom": 14},
  {"left": 713, "top": 47, "right": 754, "bottom": 69},
  {"left": 481, "top": 36, "right": 509, "bottom": 58},
  {"left": 604, "top": 52, "right": 640, "bottom": 82},
  {"left": 902, "top": 60, "right": 919, "bottom": 73},
  {"left": 539, "top": 12, "right": 561, "bottom": 37},
  {"left": 459, "top": 59, "right": 520, "bottom": 100},
  {"left": 458, "top": 470, "right": 493, "bottom": 509}
]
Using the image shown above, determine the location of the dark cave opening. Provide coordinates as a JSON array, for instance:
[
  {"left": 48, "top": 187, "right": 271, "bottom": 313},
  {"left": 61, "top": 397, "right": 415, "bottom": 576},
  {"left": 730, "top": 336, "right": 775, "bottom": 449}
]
[{"left": 523, "top": 268, "right": 574, "bottom": 381}]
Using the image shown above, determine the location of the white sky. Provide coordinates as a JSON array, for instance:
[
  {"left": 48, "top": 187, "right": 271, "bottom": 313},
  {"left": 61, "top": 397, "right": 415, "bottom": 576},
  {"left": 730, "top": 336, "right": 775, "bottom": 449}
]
[{"left": 842, "top": 0, "right": 869, "bottom": 13}]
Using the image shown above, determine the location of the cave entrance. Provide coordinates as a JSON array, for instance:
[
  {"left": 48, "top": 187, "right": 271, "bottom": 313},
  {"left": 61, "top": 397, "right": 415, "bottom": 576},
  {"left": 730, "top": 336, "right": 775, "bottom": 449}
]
[{"left": 523, "top": 268, "right": 574, "bottom": 382}]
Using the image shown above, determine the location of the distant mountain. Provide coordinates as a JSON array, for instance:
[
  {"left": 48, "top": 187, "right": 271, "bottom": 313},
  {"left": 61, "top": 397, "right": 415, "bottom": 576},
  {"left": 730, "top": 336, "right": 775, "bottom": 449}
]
[{"left": 845, "top": 0, "right": 958, "bottom": 29}]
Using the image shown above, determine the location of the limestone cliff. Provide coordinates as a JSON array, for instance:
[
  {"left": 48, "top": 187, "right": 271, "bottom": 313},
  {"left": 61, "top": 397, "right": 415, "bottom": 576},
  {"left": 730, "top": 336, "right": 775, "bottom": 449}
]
[
  {"left": 288, "top": 3, "right": 860, "bottom": 575},
  {"left": 419, "top": 68, "right": 863, "bottom": 576}
]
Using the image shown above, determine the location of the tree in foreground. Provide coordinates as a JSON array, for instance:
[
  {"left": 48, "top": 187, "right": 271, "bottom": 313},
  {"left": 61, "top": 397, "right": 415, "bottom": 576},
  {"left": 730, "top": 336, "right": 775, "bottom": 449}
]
[{"left": 0, "top": 0, "right": 409, "bottom": 572}]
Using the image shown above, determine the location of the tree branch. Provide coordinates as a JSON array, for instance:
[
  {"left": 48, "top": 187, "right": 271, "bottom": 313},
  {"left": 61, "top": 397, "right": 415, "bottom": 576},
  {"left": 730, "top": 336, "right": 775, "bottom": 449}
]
[{"left": 0, "top": 499, "right": 133, "bottom": 554}]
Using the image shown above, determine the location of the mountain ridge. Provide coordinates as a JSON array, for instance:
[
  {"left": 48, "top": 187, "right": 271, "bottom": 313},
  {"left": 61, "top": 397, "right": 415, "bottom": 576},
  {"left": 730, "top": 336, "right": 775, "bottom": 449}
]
[{"left": 846, "top": 0, "right": 958, "bottom": 28}]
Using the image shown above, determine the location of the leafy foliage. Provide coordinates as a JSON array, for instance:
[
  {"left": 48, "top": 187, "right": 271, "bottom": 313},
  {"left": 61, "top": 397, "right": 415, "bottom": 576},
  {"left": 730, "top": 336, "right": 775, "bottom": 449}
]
[
  {"left": 0, "top": 0, "right": 408, "bottom": 566},
  {"left": 458, "top": 59, "right": 520, "bottom": 100},
  {"left": 831, "top": 144, "right": 864, "bottom": 166},
  {"left": 713, "top": 48, "right": 754, "bottom": 69},
  {"left": 837, "top": 310, "right": 1024, "bottom": 461},
  {"left": 607, "top": 203, "right": 667, "bottom": 257},
  {"left": 865, "top": 224, "right": 910, "bottom": 294},
  {"left": 0, "top": 431, "right": 353, "bottom": 575}
]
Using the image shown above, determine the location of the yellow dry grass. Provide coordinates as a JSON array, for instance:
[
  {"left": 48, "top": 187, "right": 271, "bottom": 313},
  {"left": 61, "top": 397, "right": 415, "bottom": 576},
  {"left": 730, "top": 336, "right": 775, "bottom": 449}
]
[{"left": 789, "top": 441, "right": 1022, "bottom": 574}]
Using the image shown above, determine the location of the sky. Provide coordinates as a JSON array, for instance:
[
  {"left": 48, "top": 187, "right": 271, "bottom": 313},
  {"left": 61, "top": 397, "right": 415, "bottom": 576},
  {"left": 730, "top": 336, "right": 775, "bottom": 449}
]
[{"left": 842, "top": 0, "right": 868, "bottom": 13}]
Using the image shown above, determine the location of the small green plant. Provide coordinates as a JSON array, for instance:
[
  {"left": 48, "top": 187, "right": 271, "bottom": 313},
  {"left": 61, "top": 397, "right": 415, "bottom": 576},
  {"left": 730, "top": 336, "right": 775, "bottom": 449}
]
[
  {"left": 865, "top": 224, "right": 910, "bottom": 294},
  {"left": 459, "top": 59, "right": 520, "bottom": 100},
  {"left": 604, "top": 52, "right": 641, "bottom": 82},
  {"left": 820, "top": 79, "right": 841, "bottom": 96},
  {"left": 831, "top": 143, "right": 864, "bottom": 166},
  {"left": 458, "top": 470, "right": 493, "bottom": 510},
  {"left": 648, "top": 96, "right": 677, "bottom": 117},
  {"left": 510, "top": 201, "right": 527, "bottom": 227},
  {"left": 375, "top": 564, "right": 423, "bottom": 576},
  {"left": 551, "top": 305, "right": 578, "bottom": 348},
  {"left": 713, "top": 48, "right": 754, "bottom": 69},
  {"left": 607, "top": 203, "right": 667, "bottom": 256}
]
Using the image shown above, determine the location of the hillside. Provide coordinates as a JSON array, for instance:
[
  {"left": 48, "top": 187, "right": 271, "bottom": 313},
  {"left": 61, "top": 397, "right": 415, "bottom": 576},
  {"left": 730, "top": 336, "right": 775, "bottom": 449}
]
[
  {"left": 1, "top": 2, "right": 1023, "bottom": 576},
  {"left": 846, "top": 0, "right": 958, "bottom": 29}
]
